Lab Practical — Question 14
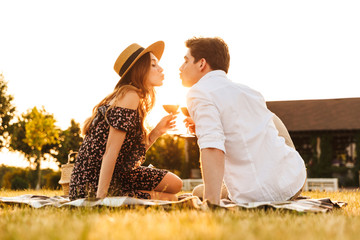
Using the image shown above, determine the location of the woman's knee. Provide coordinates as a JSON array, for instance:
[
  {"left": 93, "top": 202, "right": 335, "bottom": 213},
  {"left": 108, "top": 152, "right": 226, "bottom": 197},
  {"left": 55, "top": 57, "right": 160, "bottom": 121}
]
[
  {"left": 167, "top": 172, "right": 183, "bottom": 193},
  {"left": 155, "top": 172, "right": 183, "bottom": 194}
]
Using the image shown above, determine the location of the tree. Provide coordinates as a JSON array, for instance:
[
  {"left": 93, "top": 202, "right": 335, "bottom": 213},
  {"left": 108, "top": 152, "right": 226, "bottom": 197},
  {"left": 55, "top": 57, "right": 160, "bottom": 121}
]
[
  {"left": 145, "top": 135, "right": 186, "bottom": 177},
  {"left": 0, "top": 73, "right": 16, "bottom": 149},
  {"left": 9, "top": 115, "right": 34, "bottom": 161},
  {"left": 9, "top": 106, "right": 60, "bottom": 189},
  {"left": 24, "top": 107, "right": 59, "bottom": 189},
  {"left": 53, "top": 119, "right": 83, "bottom": 166}
]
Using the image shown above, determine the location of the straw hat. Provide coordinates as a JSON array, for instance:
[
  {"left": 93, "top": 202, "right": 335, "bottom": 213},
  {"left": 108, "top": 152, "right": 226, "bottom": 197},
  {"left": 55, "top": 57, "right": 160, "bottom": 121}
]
[{"left": 114, "top": 41, "right": 165, "bottom": 78}]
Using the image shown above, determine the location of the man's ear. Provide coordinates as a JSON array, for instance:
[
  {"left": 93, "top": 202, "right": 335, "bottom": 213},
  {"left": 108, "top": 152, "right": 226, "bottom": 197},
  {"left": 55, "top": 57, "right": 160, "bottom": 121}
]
[{"left": 199, "top": 58, "right": 207, "bottom": 71}]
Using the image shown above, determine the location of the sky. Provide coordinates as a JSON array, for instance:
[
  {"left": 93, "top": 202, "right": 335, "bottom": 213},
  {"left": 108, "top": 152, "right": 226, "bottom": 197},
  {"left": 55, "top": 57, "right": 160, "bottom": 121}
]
[{"left": 0, "top": 0, "right": 359, "bottom": 169}]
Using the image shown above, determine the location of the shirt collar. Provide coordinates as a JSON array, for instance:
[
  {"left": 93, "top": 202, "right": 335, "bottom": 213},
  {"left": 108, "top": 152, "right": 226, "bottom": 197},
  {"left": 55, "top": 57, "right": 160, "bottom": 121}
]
[{"left": 194, "top": 70, "right": 227, "bottom": 87}]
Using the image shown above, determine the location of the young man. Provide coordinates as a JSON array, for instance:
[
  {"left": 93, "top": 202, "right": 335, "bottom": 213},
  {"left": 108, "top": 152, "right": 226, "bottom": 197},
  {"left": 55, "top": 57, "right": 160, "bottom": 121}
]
[{"left": 179, "top": 37, "right": 306, "bottom": 205}]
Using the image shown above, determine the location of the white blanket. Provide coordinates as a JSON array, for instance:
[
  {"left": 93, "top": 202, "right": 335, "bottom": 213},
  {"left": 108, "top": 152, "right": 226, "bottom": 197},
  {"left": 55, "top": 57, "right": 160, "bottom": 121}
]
[{"left": 0, "top": 194, "right": 346, "bottom": 213}]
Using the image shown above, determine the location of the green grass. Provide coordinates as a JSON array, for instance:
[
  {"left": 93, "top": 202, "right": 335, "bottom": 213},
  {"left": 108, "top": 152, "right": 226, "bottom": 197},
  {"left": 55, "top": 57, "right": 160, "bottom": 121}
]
[{"left": 1, "top": 189, "right": 360, "bottom": 240}]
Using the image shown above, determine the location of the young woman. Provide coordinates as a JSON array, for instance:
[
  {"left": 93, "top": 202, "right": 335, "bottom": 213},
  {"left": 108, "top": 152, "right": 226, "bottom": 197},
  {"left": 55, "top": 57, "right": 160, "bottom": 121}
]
[{"left": 69, "top": 41, "right": 183, "bottom": 201}]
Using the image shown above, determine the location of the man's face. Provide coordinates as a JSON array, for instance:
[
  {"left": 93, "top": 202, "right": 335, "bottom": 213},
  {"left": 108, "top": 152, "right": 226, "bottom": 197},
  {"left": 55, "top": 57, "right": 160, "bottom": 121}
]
[{"left": 179, "top": 49, "right": 202, "bottom": 87}]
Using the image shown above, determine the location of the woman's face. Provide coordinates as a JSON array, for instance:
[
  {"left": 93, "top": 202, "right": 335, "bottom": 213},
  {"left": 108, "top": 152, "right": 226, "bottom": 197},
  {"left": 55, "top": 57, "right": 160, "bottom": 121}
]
[{"left": 145, "top": 53, "right": 164, "bottom": 88}]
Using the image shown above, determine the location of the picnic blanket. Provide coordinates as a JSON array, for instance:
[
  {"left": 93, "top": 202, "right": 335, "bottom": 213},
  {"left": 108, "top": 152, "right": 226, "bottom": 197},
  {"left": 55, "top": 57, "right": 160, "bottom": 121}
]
[{"left": 0, "top": 194, "right": 346, "bottom": 213}]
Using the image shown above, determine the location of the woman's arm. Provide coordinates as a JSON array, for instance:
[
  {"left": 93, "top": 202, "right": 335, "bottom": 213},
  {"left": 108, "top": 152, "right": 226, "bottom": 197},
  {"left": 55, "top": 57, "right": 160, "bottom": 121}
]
[
  {"left": 145, "top": 114, "right": 176, "bottom": 151},
  {"left": 146, "top": 127, "right": 162, "bottom": 151},
  {"left": 96, "top": 91, "right": 140, "bottom": 198},
  {"left": 96, "top": 127, "right": 126, "bottom": 198}
]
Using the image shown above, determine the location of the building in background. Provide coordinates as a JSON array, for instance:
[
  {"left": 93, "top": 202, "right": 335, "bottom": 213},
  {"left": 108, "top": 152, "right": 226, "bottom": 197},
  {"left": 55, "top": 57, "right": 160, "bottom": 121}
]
[{"left": 267, "top": 98, "right": 360, "bottom": 187}]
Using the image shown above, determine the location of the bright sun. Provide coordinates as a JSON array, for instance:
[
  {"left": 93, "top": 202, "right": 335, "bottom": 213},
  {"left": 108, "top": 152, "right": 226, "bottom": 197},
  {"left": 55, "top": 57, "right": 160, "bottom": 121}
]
[{"left": 147, "top": 79, "right": 189, "bottom": 133}]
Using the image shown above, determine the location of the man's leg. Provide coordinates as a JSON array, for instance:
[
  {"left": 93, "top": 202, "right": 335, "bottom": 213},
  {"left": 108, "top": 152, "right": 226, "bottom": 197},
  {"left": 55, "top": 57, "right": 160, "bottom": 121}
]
[
  {"left": 272, "top": 114, "right": 295, "bottom": 149},
  {"left": 273, "top": 114, "right": 308, "bottom": 200},
  {"left": 192, "top": 183, "right": 229, "bottom": 200}
]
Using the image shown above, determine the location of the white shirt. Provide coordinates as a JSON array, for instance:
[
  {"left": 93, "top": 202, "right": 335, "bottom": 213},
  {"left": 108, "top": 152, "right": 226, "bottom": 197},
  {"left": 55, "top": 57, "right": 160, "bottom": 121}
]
[{"left": 187, "top": 70, "right": 307, "bottom": 203}]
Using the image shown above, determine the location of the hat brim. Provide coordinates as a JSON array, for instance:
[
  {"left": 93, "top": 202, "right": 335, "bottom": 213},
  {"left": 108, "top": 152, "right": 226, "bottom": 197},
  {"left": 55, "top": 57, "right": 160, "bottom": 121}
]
[{"left": 120, "top": 41, "right": 165, "bottom": 79}]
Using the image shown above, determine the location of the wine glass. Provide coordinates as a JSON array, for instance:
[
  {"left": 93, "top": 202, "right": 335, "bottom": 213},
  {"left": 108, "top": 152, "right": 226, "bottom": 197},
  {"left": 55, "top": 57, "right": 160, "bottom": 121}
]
[
  {"left": 162, "top": 104, "right": 179, "bottom": 134},
  {"left": 180, "top": 107, "right": 195, "bottom": 137},
  {"left": 162, "top": 104, "right": 180, "bottom": 115}
]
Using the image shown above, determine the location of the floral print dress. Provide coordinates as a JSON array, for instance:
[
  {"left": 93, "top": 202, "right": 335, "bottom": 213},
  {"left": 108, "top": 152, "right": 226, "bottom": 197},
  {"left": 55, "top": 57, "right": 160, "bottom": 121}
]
[{"left": 69, "top": 105, "right": 168, "bottom": 200}]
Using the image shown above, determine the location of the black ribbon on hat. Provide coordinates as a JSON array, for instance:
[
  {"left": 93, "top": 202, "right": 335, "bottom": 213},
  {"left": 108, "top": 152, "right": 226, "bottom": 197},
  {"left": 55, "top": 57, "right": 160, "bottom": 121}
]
[{"left": 119, "top": 47, "right": 145, "bottom": 76}]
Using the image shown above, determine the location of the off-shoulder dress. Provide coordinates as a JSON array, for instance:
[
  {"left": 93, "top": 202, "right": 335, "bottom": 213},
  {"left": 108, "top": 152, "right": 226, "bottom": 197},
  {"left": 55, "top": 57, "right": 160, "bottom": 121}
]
[{"left": 69, "top": 105, "right": 168, "bottom": 200}]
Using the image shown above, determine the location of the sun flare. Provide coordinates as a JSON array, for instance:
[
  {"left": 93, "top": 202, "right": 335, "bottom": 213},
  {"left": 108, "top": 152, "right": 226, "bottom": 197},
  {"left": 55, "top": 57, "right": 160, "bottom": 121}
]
[{"left": 147, "top": 79, "right": 189, "bottom": 133}]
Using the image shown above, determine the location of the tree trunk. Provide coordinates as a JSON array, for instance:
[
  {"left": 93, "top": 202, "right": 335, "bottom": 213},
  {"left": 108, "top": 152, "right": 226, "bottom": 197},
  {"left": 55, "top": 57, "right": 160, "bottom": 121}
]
[
  {"left": 184, "top": 138, "right": 190, "bottom": 178},
  {"left": 35, "top": 153, "right": 41, "bottom": 190}
]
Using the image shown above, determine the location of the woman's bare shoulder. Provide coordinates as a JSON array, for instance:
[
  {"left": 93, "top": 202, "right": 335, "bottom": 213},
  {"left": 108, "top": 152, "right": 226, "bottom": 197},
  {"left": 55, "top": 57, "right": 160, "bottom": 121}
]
[{"left": 114, "top": 90, "right": 140, "bottom": 110}]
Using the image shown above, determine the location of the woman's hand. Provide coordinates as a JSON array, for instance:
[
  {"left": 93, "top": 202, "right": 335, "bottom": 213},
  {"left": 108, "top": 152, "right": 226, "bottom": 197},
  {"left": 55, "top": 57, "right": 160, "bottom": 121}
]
[
  {"left": 183, "top": 117, "right": 196, "bottom": 134},
  {"left": 146, "top": 114, "right": 177, "bottom": 150},
  {"left": 155, "top": 114, "right": 177, "bottom": 135}
]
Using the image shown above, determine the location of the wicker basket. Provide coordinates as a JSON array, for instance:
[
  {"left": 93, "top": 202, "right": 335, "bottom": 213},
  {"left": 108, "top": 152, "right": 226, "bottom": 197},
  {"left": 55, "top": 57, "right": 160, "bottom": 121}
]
[{"left": 58, "top": 151, "right": 77, "bottom": 196}]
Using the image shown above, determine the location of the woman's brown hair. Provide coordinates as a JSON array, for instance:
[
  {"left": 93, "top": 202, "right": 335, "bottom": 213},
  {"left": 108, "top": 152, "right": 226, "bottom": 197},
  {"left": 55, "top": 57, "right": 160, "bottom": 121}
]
[
  {"left": 82, "top": 52, "right": 154, "bottom": 140},
  {"left": 185, "top": 37, "right": 230, "bottom": 73}
]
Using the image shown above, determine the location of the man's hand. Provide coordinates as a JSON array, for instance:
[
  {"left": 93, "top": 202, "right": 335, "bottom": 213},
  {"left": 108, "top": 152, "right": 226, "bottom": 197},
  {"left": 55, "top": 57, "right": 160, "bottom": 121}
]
[{"left": 183, "top": 117, "right": 196, "bottom": 134}]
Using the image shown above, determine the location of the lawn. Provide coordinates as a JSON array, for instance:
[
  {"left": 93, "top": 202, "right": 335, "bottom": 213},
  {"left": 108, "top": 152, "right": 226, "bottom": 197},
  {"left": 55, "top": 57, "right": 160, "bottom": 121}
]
[{"left": 0, "top": 189, "right": 359, "bottom": 240}]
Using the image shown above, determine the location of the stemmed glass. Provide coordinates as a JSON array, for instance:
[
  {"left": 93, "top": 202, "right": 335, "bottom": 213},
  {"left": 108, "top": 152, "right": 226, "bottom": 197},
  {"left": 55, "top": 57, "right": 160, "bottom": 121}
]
[
  {"left": 162, "top": 104, "right": 180, "bottom": 115},
  {"left": 180, "top": 107, "right": 195, "bottom": 138},
  {"left": 162, "top": 104, "right": 179, "bottom": 134}
]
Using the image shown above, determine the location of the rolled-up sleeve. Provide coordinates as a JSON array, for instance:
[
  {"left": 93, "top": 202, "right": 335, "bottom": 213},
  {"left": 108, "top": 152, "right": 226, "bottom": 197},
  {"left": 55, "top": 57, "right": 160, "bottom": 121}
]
[{"left": 187, "top": 89, "right": 226, "bottom": 153}]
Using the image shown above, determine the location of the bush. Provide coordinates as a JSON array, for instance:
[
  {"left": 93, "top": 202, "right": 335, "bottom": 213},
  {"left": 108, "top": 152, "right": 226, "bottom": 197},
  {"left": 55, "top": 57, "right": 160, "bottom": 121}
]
[
  {"left": 1, "top": 166, "right": 61, "bottom": 189},
  {"left": 2, "top": 169, "right": 29, "bottom": 190},
  {"left": 145, "top": 135, "right": 186, "bottom": 177},
  {"left": 43, "top": 171, "right": 61, "bottom": 189},
  {"left": 0, "top": 165, "right": 17, "bottom": 188},
  {"left": 11, "top": 176, "right": 29, "bottom": 190}
]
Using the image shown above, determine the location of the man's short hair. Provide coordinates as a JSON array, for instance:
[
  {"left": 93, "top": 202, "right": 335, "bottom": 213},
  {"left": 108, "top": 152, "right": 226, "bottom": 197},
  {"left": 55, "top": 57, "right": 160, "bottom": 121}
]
[{"left": 185, "top": 37, "right": 230, "bottom": 73}]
